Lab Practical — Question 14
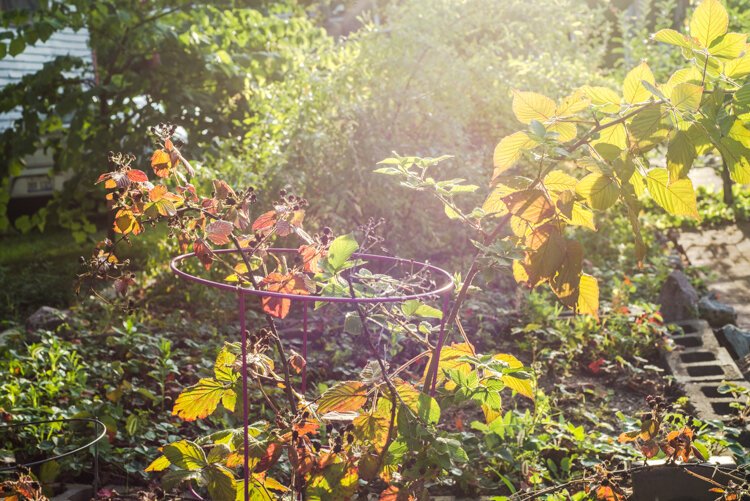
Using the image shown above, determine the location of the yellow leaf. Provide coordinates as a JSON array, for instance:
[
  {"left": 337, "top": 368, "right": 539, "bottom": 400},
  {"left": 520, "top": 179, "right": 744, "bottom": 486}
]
[
  {"left": 172, "top": 378, "right": 235, "bottom": 421},
  {"left": 709, "top": 32, "right": 747, "bottom": 59},
  {"left": 317, "top": 381, "right": 368, "bottom": 415},
  {"left": 580, "top": 86, "right": 621, "bottom": 113},
  {"left": 724, "top": 53, "right": 750, "bottom": 78},
  {"left": 690, "top": 0, "right": 728, "bottom": 48},
  {"left": 512, "top": 259, "right": 529, "bottom": 284},
  {"left": 423, "top": 342, "right": 475, "bottom": 387},
  {"left": 502, "top": 374, "right": 535, "bottom": 400},
  {"left": 546, "top": 121, "right": 577, "bottom": 143},
  {"left": 543, "top": 170, "right": 578, "bottom": 193},
  {"left": 568, "top": 202, "right": 597, "bottom": 231},
  {"left": 663, "top": 67, "right": 703, "bottom": 98},
  {"left": 511, "top": 90, "right": 556, "bottom": 124},
  {"left": 623, "top": 62, "right": 655, "bottom": 105},
  {"left": 145, "top": 455, "right": 170, "bottom": 472},
  {"left": 493, "top": 353, "right": 523, "bottom": 369},
  {"left": 670, "top": 83, "right": 703, "bottom": 112},
  {"left": 576, "top": 173, "right": 620, "bottom": 211},
  {"left": 492, "top": 131, "right": 537, "bottom": 180},
  {"left": 652, "top": 28, "right": 693, "bottom": 48},
  {"left": 590, "top": 120, "right": 627, "bottom": 153},
  {"left": 576, "top": 273, "right": 599, "bottom": 319},
  {"left": 555, "top": 90, "right": 590, "bottom": 116},
  {"left": 645, "top": 168, "right": 699, "bottom": 218}
]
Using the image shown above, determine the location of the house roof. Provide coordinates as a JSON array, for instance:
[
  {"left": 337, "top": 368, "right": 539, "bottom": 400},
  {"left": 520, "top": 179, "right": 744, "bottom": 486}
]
[{"left": 0, "top": 27, "right": 92, "bottom": 131}]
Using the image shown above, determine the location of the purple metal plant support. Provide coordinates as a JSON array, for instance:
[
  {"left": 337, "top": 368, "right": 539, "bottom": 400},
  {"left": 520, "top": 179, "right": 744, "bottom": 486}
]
[{"left": 171, "top": 248, "right": 454, "bottom": 501}]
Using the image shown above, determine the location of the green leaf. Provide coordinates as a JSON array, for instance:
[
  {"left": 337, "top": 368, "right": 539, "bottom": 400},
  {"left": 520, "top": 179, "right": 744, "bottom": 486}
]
[
  {"left": 401, "top": 300, "right": 443, "bottom": 319},
  {"left": 317, "top": 381, "right": 368, "bottom": 414},
  {"left": 511, "top": 90, "right": 556, "bottom": 124},
  {"left": 205, "top": 464, "right": 237, "bottom": 501},
  {"left": 163, "top": 470, "right": 201, "bottom": 491},
  {"left": 667, "top": 130, "right": 698, "bottom": 180},
  {"left": 172, "top": 378, "right": 236, "bottom": 421},
  {"left": 575, "top": 173, "right": 619, "bottom": 211},
  {"left": 343, "top": 311, "right": 363, "bottom": 335},
  {"left": 718, "top": 137, "right": 750, "bottom": 184},
  {"left": 163, "top": 440, "right": 207, "bottom": 471},
  {"left": 645, "top": 169, "right": 699, "bottom": 218},
  {"left": 690, "top": 0, "right": 728, "bottom": 47},
  {"left": 8, "top": 36, "right": 25, "bottom": 56},
  {"left": 325, "top": 234, "right": 359, "bottom": 272},
  {"left": 395, "top": 382, "right": 441, "bottom": 424},
  {"left": 623, "top": 62, "right": 655, "bottom": 104}
]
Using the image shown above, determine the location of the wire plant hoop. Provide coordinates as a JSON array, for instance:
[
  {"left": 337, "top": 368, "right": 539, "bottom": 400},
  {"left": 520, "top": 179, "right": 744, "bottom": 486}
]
[
  {"left": 171, "top": 247, "right": 455, "bottom": 501},
  {"left": 0, "top": 417, "right": 106, "bottom": 493}
]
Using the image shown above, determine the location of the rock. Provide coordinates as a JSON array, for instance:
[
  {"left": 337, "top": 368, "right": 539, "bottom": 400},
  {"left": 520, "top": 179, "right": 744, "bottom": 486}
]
[
  {"left": 25, "top": 306, "right": 69, "bottom": 332},
  {"left": 658, "top": 270, "right": 699, "bottom": 322},
  {"left": 722, "top": 324, "right": 750, "bottom": 359},
  {"left": 699, "top": 294, "right": 737, "bottom": 328}
]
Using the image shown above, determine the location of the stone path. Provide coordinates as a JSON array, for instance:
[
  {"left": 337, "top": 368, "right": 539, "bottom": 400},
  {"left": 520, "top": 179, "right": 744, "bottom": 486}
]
[
  {"left": 679, "top": 223, "right": 750, "bottom": 329},
  {"left": 679, "top": 167, "right": 750, "bottom": 329}
]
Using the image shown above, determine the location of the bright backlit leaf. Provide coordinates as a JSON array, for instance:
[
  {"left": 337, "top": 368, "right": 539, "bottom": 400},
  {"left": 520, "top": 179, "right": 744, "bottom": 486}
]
[
  {"left": 511, "top": 90, "right": 556, "bottom": 124},
  {"left": 576, "top": 173, "right": 619, "bottom": 211},
  {"left": 645, "top": 168, "right": 699, "bottom": 218},
  {"left": 492, "top": 131, "right": 537, "bottom": 180},
  {"left": 172, "top": 378, "right": 236, "bottom": 421},
  {"left": 317, "top": 381, "right": 368, "bottom": 414},
  {"left": 670, "top": 83, "right": 703, "bottom": 112},
  {"left": 623, "top": 62, "right": 655, "bottom": 104},
  {"left": 576, "top": 273, "right": 599, "bottom": 319},
  {"left": 690, "top": 0, "right": 728, "bottom": 48},
  {"left": 326, "top": 233, "right": 359, "bottom": 272}
]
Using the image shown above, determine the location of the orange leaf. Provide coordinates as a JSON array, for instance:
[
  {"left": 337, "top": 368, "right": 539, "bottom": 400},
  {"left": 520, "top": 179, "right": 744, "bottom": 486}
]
[
  {"left": 299, "top": 244, "right": 325, "bottom": 273},
  {"left": 113, "top": 209, "right": 142, "bottom": 235},
  {"left": 151, "top": 149, "right": 173, "bottom": 178},
  {"left": 260, "top": 273, "right": 310, "bottom": 319}
]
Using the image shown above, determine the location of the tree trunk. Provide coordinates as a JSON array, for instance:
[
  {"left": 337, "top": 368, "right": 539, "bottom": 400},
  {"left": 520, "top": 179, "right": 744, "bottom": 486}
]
[{"left": 722, "top": 159, "right": 734, "bottom": 206}]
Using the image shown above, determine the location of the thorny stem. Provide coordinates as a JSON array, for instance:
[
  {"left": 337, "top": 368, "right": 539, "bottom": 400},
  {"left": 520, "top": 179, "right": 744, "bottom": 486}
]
[
  {"left": 344, "top": 275, "right": 406, "bottom": 463},
  {"left": 229, "top": 234, "right": 298, "bottom": 413}
]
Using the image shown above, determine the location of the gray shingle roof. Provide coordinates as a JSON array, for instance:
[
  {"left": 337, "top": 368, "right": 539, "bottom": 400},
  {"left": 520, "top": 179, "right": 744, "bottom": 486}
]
[{"left": 0, "top": 27, "right": 92, "bottom": 130}]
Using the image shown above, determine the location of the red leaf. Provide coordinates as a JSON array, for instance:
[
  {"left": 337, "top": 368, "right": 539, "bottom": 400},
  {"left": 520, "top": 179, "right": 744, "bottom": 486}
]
[
  {"left": 255, "top": 442, "right": 282, "bottom": 473},
  {"left": 194, "top": 239, "right": 214, "bottom": 270},
  {"left": 252, "top": 210, "right": 277, "bottom": 232},
  {"left": 587, "top": 358, "right": 605, "bottom": 374},
  {"left": 127, "top": 169, "right": 149, "bottom": 183},
  {"left": 205, "top": 220, "right": 234, "bottom": 246}
]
